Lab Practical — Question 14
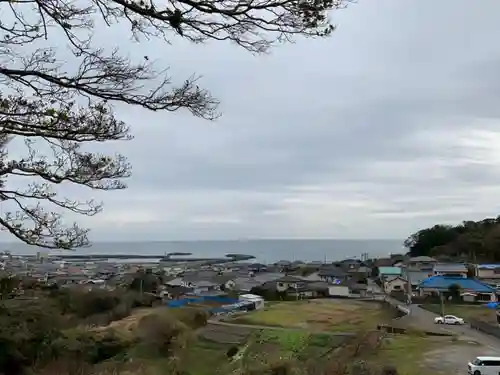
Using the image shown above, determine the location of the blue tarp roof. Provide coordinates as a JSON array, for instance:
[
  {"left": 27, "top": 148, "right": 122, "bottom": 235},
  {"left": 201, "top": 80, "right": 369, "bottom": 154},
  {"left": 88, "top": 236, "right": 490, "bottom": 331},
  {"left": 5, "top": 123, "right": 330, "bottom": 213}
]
[{"left": 419, "top": 276, "right": 495, "bottom": 293}]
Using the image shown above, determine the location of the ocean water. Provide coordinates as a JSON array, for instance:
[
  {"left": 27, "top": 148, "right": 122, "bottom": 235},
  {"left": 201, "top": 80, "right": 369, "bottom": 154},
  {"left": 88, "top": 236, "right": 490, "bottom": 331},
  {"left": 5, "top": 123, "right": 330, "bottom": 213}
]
[{"left": 0, "top": 239, "right": 404, "bottom": 263}]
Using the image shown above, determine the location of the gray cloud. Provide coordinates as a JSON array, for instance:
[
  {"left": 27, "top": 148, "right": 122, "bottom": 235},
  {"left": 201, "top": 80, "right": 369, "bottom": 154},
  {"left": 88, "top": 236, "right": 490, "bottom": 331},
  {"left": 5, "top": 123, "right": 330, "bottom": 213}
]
[{"left": 2, "top": 0, "right": 500, "bottom": 242}]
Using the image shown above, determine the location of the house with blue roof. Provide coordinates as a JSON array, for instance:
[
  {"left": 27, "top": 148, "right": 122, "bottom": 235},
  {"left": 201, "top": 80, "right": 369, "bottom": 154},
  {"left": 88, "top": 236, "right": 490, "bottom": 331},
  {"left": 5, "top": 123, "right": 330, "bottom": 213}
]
[{"left": 418, "top": 276, "right": 497, "bottom": 302}]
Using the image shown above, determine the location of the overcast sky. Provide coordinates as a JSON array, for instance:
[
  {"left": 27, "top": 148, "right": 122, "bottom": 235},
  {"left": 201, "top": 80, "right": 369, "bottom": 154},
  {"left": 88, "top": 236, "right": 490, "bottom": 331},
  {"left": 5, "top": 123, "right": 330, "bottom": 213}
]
[{"left": 4, "top": 0, "right": 500, "bottom": 242}]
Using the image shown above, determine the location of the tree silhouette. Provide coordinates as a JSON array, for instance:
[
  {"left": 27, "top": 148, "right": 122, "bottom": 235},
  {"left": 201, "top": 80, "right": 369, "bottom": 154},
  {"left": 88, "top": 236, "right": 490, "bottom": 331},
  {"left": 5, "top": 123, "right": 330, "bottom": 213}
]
[{"left": 0, "top": 0, "right": 347, "bottom": 249}]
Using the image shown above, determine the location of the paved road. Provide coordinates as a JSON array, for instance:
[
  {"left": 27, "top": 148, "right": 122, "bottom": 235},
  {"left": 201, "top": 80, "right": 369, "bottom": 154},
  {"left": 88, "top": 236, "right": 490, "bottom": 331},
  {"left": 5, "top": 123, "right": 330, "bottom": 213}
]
[
  {"left": 366, "top": 278, "right": 500, "bottom": 351},
  {"left": 208, "top": 319, "right": 355, "bottom": 336},
  {"left": 405, "top": 304, "right": 500, "bottom": 352}
]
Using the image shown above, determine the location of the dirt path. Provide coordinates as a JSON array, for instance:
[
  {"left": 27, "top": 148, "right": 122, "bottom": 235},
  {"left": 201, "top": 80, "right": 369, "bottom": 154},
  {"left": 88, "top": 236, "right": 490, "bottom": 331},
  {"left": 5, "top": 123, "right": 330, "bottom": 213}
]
[
  {"left": 208, "top": 319, "right": 355, "bottom": 336},
  {"left": 425, "top": 340, "right": 497, "bottom": 375},
  {"left": 92, "top": 307, "right": 160, "bottom": 334}
]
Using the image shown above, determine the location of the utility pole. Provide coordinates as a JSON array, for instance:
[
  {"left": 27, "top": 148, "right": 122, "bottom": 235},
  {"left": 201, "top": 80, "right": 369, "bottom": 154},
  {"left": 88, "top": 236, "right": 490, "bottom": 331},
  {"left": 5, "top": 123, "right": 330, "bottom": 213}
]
[
  {"left": 439, "top": 291, "right": 445, "bottom": 316},
  {"left": 403, "top": 259, "right": 412, "bottom": 309},
  {"left": 406, "top": 270, "right": 412, "bottom": 307}
]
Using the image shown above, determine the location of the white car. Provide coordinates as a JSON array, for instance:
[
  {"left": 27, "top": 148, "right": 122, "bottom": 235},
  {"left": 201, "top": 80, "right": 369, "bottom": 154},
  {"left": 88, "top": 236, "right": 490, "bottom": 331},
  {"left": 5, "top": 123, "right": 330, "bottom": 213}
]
[
  {"left": 468, "top": 356, "right": 500, "bottom": 375},
  {"left": 434, "top": 315, "right": 465, "bottom": 325}
]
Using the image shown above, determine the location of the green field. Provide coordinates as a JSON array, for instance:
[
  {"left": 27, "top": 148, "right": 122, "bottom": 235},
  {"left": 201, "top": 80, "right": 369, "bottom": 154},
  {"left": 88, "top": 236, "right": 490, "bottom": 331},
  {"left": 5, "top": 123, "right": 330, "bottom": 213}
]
[
  {"left": 183, "top": 327, "right": 347, "bottom": 375},
  {"left": 225, "top": 299, "right": 391, "bottom": 332}
]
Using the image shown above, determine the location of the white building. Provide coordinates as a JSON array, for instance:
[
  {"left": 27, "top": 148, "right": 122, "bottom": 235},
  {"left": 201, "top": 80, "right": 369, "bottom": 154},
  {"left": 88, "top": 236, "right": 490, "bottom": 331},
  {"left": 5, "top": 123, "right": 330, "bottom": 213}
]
[{"left": 239, "top": 293, "right": 265, "bottom": 309}]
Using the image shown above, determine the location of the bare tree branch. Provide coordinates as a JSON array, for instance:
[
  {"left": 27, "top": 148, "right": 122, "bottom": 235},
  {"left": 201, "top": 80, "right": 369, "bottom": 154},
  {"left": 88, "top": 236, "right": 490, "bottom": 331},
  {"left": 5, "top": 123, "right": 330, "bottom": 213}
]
[{"left": 0, "top": 0, "right": 347, "bottom": 249}]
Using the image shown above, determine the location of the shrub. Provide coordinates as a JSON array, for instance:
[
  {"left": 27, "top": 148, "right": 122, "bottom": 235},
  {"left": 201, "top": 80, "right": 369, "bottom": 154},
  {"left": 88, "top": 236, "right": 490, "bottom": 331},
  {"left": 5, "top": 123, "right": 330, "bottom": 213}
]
[
  {"left": 226, "top": 346, "right": 239, "bottom": 358},
  {"left": 175, "top": 307, "right": 208, "bottom": 329},
  {"left": 53, "top": 288, "right": 123, "bottom": 318},
  {"left": 381, "top": 365, "right": 398, "bottom": 375},
  {"left": 135, "top": 312, "right": 190, "bottom": 358},
  {"left": 0, "top": 301, "right": 63, "bottom": 375},
  {"left": 50, "top": 329, "right": 130, "bottom": 364}
]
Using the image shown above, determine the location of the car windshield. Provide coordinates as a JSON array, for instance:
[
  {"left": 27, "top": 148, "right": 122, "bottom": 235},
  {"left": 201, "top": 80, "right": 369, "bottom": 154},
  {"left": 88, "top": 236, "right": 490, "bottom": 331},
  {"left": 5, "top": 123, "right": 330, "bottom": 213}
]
[{"left": 472, "top": 359, "right": 482, "bottom": 366}]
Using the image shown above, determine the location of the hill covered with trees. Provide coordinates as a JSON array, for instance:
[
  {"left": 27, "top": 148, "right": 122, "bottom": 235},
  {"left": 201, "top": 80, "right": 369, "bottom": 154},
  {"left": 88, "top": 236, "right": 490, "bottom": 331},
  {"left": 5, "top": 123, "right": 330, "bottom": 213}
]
[{"left": 404, "top": 216, "right": 500, "bottom": 262}]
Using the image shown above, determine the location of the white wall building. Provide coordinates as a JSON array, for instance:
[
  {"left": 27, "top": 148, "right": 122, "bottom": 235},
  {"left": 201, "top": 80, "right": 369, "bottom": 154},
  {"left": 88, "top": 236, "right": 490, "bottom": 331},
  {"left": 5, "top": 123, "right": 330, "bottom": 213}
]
[{"left": 239, "top": 293, "right": 265, "bottom": 309}]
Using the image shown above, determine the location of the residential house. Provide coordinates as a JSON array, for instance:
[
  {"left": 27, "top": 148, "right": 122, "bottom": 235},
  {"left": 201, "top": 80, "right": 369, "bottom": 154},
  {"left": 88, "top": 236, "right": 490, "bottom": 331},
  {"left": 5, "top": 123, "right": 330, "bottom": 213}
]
[
  {"left": 475, "top": 264, "right": 500, "bottom": 280},
  {"left": 282, "top": 279, "right": 329, "bottom": 299},
  {"left": 274, "top": 260, "right": 293, "bottom": 271},
  {"left": 317, "top": 267, "right": 349, "bottom": 283},
  {"left": 403, "top": 270, "right": 433, "bottom": 291},
  {"left": 349, "top": 282, "right": 368, "bottom": 297},
  {"left": 339, "top": 258, "right": 362, "bottom": 270},
  {"left": 275, "top": 275, "right": 306, "bottom": 293},
  {"left": 239, "top": 293, "right": 265, "bottom": 309},
  {"left": 300, "top": 272, "right": 323, "bottom": 282},
  {"left": 383, "top": 276, "right": 407, "bottom": 294},
  {"left": 256, "top": 275, "right": 326, "bottom": 299},
  {"left": 50, "top": 274, "right": 90, "bottom": 286},
  {"left": 327, "top": 281, "right": 350, "bottom": 297},
  {"left": 407, "top": 256, "right": 437, "bottom": 271},
  {"left": 347, "top": 265, "right": 371, "bottom": 282},
  {"left": 233, "top": 272, "right": 283, "bottom": 292},
  {"left": 187, "top": 280, "right": 220, "bottom": 294},
  {"left": 418, "top": 276, "right": 497, "bottom": 302},
  {"left": 168, "top": 270, "right": 238, "bottom": 294},
  {"left": 161, "top": 285, "right": 193, "bottom": 299},
  {"left": 378, "top": 266, "right": 402, "bottom": 281},
  {"left": 248, "top": 263, "right": 268, "bottom": 273},
  {"left": 306, "top": 261, "right": 325, "bottom": 268},
  {"left": 388, "top": 254, "right": 408, "bottom": 268},
  {"left": 163, "top": 266, "right": 185, "bottom": 276},
  {"left": 432, "top": 263, "right": 467, "bottom": 278}
]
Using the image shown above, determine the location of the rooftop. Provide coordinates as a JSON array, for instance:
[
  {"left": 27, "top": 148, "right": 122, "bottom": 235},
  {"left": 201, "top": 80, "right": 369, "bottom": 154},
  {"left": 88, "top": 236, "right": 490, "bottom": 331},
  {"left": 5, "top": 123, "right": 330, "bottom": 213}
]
[
  {"left": 378, "top": 266, "right": 402, "bottom": 275},
  {"left": 477, "top": 264, "right": 500, "bottom": 270},
  {"left": 433, "top": 263, "right": 467, "bottom": 272},
  {"left": 409, "top": 256, "right": 437, "bottom": 262},
  {"left": 477, "top": 357, "right": 500, "bottom": 361},
  {"left": 419, "top": 276, "right": 495, "bottom": 293},
  {"left": 405, "top": 270, "right": 433, "bottom": 285}
]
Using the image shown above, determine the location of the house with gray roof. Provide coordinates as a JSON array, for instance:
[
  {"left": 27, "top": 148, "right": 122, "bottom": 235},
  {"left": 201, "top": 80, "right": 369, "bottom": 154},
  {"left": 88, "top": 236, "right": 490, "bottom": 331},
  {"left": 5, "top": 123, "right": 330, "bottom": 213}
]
[
  {"left": 403, "top": 269, "right": 433, "bottom": 291},
  {"left": 432, "top": 263, "right": 467, "bottom": 278},
  {"left": 474, "top": 264, "right": 500, "bottom": 280},
  {"left": 317, "top": 268, "right": 350, "bottom": 283},
  {"left": 167, "top": 270, "right": 239, "bottom": 293},
  {"left": 407, "top": 256, "right": 437, "bottom": 271},
  {"left": 233, "top": 272, "right": 283, "bottom": 292}
]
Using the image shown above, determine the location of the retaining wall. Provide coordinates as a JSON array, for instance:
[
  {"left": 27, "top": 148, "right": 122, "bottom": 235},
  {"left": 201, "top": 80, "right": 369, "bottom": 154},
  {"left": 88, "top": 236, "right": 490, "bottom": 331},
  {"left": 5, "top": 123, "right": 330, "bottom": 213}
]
[{"left": 470, "top": 318, "right": 500, "bottom": 339}]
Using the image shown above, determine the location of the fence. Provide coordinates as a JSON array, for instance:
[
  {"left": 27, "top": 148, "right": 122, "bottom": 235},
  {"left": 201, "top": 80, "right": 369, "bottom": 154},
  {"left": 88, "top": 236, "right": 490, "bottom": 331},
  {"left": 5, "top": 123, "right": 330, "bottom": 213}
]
[
  {"left": 165, "top": 295, "right": 238, "bottom": 308},
  {"left": 469, "top": 318, "right": 500, "bottom": 339}
]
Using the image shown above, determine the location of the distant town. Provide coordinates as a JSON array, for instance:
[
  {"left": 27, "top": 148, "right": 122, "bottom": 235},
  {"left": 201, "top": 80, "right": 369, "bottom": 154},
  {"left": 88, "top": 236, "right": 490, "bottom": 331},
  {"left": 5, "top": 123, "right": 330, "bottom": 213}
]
[
  {"left": 1, "top": 250, "right": 499, "bottom": 307},
  {"left": 4, "top": 249, "right": 500, "bottom": 375}
]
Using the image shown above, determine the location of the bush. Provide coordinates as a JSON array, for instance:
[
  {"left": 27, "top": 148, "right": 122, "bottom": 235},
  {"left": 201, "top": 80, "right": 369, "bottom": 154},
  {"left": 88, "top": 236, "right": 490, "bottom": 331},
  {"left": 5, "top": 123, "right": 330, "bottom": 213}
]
[
  {"left": 51, "top": 329, "right": 130, "bottom": 364},
  {"left": 226, "top": 346, "right": 239, "bottom": 358},
  {"left": 135, "top": 312, "right": 191, "bottom": 358},
  {"left": 174, "top": 307, "right": 208, "bottom": 329},
  {"left": 53, "top": 289, "right": 123, "bottom": 318},
  {"left": 0, "top": 301, "right": 63, "bottom": 375},
  {"left": 381, "top": 365, "right": 398, "bottom": 375}
]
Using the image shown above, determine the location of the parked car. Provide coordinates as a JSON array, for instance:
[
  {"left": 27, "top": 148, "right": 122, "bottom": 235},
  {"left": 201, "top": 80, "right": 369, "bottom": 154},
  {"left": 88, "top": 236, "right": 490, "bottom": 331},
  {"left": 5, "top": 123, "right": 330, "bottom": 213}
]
[
  {"left": 468, "top": 356, "right": 500, "bottom": 375},
  {"left": 434, "top": 315, "right": 465, "bottom": 325}
]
